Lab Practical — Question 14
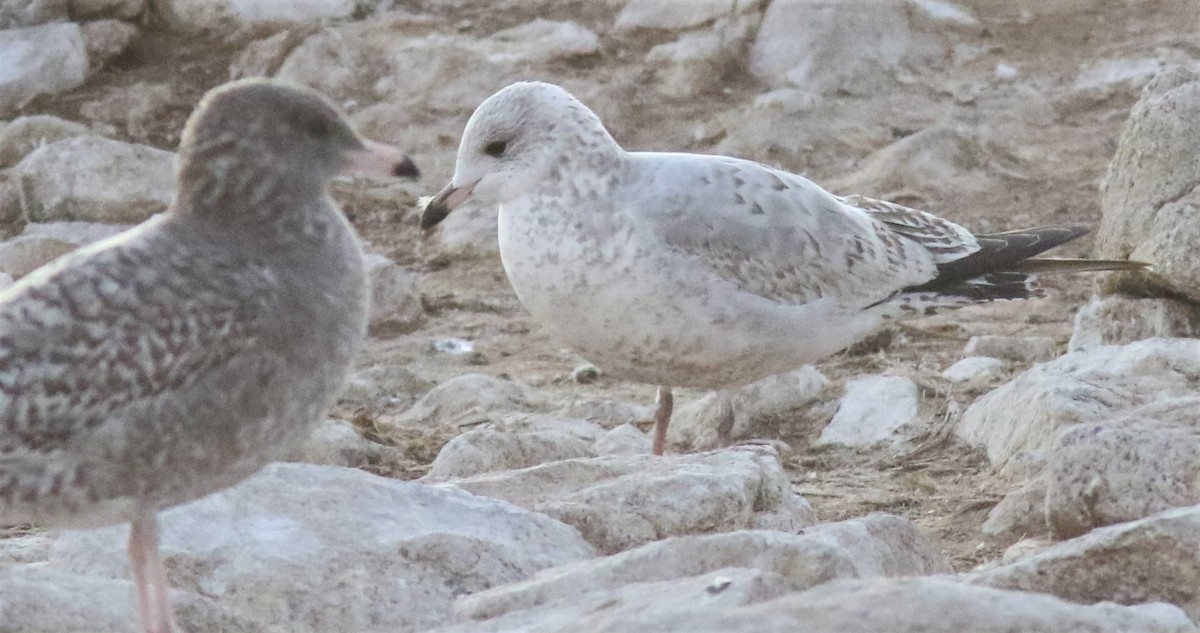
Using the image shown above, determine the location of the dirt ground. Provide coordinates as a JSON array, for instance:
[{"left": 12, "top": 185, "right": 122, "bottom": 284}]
[{"left": 16, "top": 0, "right": 1199, "bottom": 570}]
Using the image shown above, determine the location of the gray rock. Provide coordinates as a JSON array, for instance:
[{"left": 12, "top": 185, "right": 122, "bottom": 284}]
[
  {"left": 425, "top": 429, "right": 596, "bottom": 480},
  {"left": 594, "top": 423, "right": 652, "bottom": 456},
  {"left": 644, "top": 16, "right": 755, "bottom": 99},
  {"left": 487, "top": 20, "right": 600, "bottom": 63},
  {"left": 670, "top": 367, "right": 829, "bottom": 450},
  {"left": 750, "top": 0, "right": 953, "bottom": 95},
  {"left": 1043, "top": 411, "right": 1200, "bottom": 539},
  {"left": 80, "top": 19, "right": 138, "bottom": 69},
  {"left": 390, "top": 373, "right": 547, "bottom": 431},
  {"left": 339, "top": 363, "right": 433, "bottom": 412},
  {"left": 364, "top": 253, "right": 424, "bottom": 336},
  {"left": 956, "top": 339, "right": 1200, "bottom": 472},
  {"left": 0, "top": 180, "right": 19, "bottom": 224},
  {"left": 553, "top": 398, "right": 653, "bottom": 430},
  {"left": 69, "top": 0, "right": 145, "bottom": 19},
  {"left": 964, "top": 335, "right": 1059, "bottom": 362},
  {"left": 10, "top": 136, "right": 173, "bottom": 223},
  {"left": 427, "top": 200, "right": 500, "bottom": 257},
  {"left": 0, "top": 0, "right": 68, "bottom": 28},
  {"left": 982, "top": 481, "right": 1048, "bottom": 541},
  {"left": 969, "top": 504, "right": 1200, "bottom": 622},
  {"left": 493, "top": 412, "right": 609, "bottom": 444},
  {"left": 0, "top": 23, "right": 88, "bottom": 113},
  {"left": 0, "top": 221, "right": 129, "bottom": 277},
  {"left": 449, "top": 575, "right": 1194, "bottom": 633},
  {"left": 817, "top": 374, "right": 921, "bottom": 447},
  {"left": 228, "top": 30, "right": 303, "bottom": 80},
  {"left": 169, "top": 0, "right": 356, "bottom": 29},
  {"left": 435, "top": 445, "right": 816, "bottom": 553},
  {"left": 1070, "top": 294, "right": 1200, "bottom": 352},
  {"left": 453, "top": 514, "right": 950, "bottom": 624},
  {"left": 942, "top": 356, "right": 1006, "bottom": 382},
  {"left": 614, "top": 0, "right": 759, "bottom": 31},
  {"left": 0, "top": 114, "right": 92, "bottom": 168},
  {"left": 47, "top": 463, "right": 594, "bottom": 633},
  {"left": 1096, "top": 67, "right": 1200, "bottom": 300},
  {"left": 752, "top": 87, "right": 821, "bottom": 113},
  {"left": 0, "top": 532, "right": 52, "bottom": 565},
  {"left": 289, "top": 419, "right": 406, "bottom": 469},
  {"left": 0, "top": 565, "right": 263, "bottom": 633}
]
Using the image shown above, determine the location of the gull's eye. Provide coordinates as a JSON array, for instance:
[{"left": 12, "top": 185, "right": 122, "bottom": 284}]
[{"left": 484, "top": 140, "right": 508, "bottom": 158}]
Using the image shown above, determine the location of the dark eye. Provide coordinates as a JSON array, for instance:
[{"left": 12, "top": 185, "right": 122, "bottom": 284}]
[
  {"left": 484, "top": 140, "right": 508, "bottom": 157},
  {"left": 305, "top": 116, "right": 331, "bottom": 139}
]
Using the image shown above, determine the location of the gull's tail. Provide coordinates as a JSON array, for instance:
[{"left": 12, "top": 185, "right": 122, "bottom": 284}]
[{"left": 883, "top": 226, "right": 1150, "bottom": 316}]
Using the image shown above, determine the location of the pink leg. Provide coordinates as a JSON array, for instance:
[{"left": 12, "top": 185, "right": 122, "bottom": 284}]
[
  {"left": 128, "top": 514, "right": 175, "bottom": 633},
  {"left": 652, "top": 386, "right": 673, "bottom": 456}
]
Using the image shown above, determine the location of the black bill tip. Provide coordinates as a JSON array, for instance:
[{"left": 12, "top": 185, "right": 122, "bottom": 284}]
[
  {"left": 393, "top": 156, "right": 420, "bottom": 180},
  {"left": 420, "top": 201, "right": 450, "bottom": 230}
]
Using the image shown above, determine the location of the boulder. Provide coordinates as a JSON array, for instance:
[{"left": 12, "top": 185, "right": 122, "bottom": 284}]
[
  {"left": 0, "top": 114, "right": 92, "bottom": 169},
  {"left": 816, "top": 374, "right": 921, "bottom": 447},
  {"left": 0, "top": 23, "right": 88, "bottom": 113},
  {"left": 425, "top": 429, "right": 596, "bottom": 480},
  {"left": 363, "top": 253, "right": 425, "bottom": 336},
  {"left": 1070, "top": 294, "right": 1200, "bottom": 352}
]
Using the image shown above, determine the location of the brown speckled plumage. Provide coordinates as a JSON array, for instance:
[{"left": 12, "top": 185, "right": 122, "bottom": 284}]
[{"left": 0, "top": 78, "right": 415, "bottom": 633}]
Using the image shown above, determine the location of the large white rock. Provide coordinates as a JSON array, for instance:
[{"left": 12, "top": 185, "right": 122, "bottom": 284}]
[
  {"left": 425, "top": 428, "right": 597, "bottom": 479},
  {"left": 0, "top": 114, "right": 92, "bottom": 168},
  {"left": 168, "top": 0, "right": 357, "bottom": 28},
  {"left": 750, "top": 0, "right": 953, "bottom": 95},
  {"left": 435, "top": 446, "right": 816, "bottom": 553},
  {"left": 0, "top": 221, "right": 129, "bottom": 278},
  {"left": 0, "top": 22, "right": 88, "bottom": 113},
  {"left": 1095, "top": 67, "right": 1200, "bottom": 301},
  {"left": 614, "top": 0, "right": 759, "bottom": 31},
  {"left": 288, "top": 419, "right": 408, "bottom": 470},
  {"left": 0, "top": 565, "right": 262, "bottom": 633},
  {"left": 47, "top": 463, "right": 594, "bottom": 633},
  {"left": 453, "top": 513, "right": 950, "bottom": 624},
  {"left": 388, "top": 373, "right": 547, "bottom": 431},
  {"left": 10, "top": 136, "right": 174, "bottom": 224},
  {"left": 1070, "top": 294, "right": 1200, "bottom": 352},
  {"left": 669, "top": 367, "right": 830, "bottom": 451},
  {"left": 956, "top": 339, "right": 1200, "bottom": 471},
  {"left": 969, "top": 504, "right": 1200, "bottom": 621},
  {"left": 942, "top": 356, "right": 1005, "bottom": 383},
  {"left": 443, "top": 576, "right": 1195, "bottom": 633},
  {"left": 816, "top": 374, "right": 920, "bottom": 447}
]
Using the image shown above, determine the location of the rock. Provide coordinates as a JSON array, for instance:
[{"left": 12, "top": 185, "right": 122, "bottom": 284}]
[
  {"left": 670, "top": 367, "right": 830, "bottom": 450},
  {"left": 425, "top": 429, "right": 596, "bottom": 480},
  {"left": 47, "top": 463, "right": 594, "bottom": 633},
  {"left": 10, "top": 136, "right": 173, "bottom": 223},
  {"left": 956, "top": 339, "right": 1200, "bottom": 472},
  {"left": 78, "top": 81, "right": 178, "bottom": 143},
  {"left": 0, "top": 0, "right": 68, "bottom": 28},
  {"left": 0, "top": 114, "right": 92, "bottom": 169},
  {"left": 453, "top": 514, "right": 950, "bottom": 624},
  {"left": 907, "top": 0, "right": 980, "bottom": 30},
  {"left": 0, "top": 221, "right": 129, "bottom": 277},
  {"left": 942, "top": 356, "right": 1006, "bottom": 382},
  {"left": 969, "top": 504, "right": 1200, "bottom": 622},
  {"left": 553, "top": 398, "right": 653, "bottom": 430},
  {"left": 594, "top": 423, "right": 652, "bottom": 456},
  {"left": 169, "top": 0, "right": 356, "bottom": 29},
  {"left": 0, "top": 565, "right": 262, "bottom": 633},
  {"left": 435, "top": 445, "right": 816, "bottom": 553},
  {"left": 1070, "top": 294, "right": 1200, "bottom": 352},
  {"left": 389, "top": 373, "right": 546, "bottom": 431},
  {"left": 825, "top": 126, "right": 1022, "bottom": 201},
  {"left": 645, "top": 28, "right": 744, "bottom": 99},
  {"left": 289, "top": 419, "right": 407, "bottom": 469},
  {"left": 614, "top": 0, "right": 758, "bottom": 31},
  {"left": 0, "top": 180, "right": 18, "bottom": 224},
  {"left": 69, "top": 0, "right": 144, "bottom": 20},
  {"left": 816, "top": 375, "right": 920, "bottom": 447},
  {"left": 427, "top": 200, "right": 500, "bottom": 257},
  {"left": 963, "top": 335, "right": 1059, "bottom": 362},
  {"left": 0, "top": 532, "right": 52, "bottom": 565},
  {"left": 0, "top": 23, "right": 88, "bottom": 113},
  {"left": 363, "top": 253, "right": 424, "bottom": 336},
  {"left": 1000, "top": 538, "right": 1055, "bottom": 564},
  {"left": 752, "top": 88, "right": 821, "bottom": 113},
  {"left": 982, "top": 481, "right": 1048, "bottom": 541},
  {"left": 1096, "top": 67, "right": 1200, "bottom": 300},
  {"left": 437, "top": 567, "right": 792, "bottom": 633},
  {"left": 339, "top": 363, "right": 432, "bottom": 412},
  {"left": 750, "top": 0, "right": 953, "bottom": 95},
  {"left": 1043, "top": 411, "right": 1200, "bottom": 539},
  {"left": 228, "top": 29, "right": 303, "bottom": 80},
  {"left": 80, "top": 19, "right": 138, "bottom": 69},
  {"left": 487, "top": 20, "right": 600, "bottom": 63}
]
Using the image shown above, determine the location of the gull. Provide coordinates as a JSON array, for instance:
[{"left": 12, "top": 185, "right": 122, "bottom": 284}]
[
  {"left": 0, "top": 78, "right": 417, "bottom": 633},
  {"left": 421, "top": 81, "right": 1144, "bottom": 456}
]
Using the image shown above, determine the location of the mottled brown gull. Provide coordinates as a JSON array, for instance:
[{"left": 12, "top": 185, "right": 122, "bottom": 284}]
[
  {"left": 0, "top": 78, "right": 417, "bottom": 633},
  {"left": 421, "top": 81, "right": 1146, "bottom": 456}
]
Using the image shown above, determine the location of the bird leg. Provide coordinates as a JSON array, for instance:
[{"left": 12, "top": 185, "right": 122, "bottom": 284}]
[
  {"left": 128, "top": 514, "right": 176, "bottom": 633},
  {"left": 714, "top": 391, "right": 736, "bottom": 448},
  {"left": 652, "top": 386, "right": 673, "bottom": 456}
]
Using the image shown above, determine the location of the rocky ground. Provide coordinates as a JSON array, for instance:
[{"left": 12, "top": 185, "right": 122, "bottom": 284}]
[{"left": 4, "top": 0, "right": 1200, "bottom": 631}]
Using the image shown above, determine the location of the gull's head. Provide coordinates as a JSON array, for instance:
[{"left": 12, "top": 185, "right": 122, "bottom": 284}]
[
  {"left": 178, "top": 79, "right": 418, "bottom": 217},
  {"left": 422, "top": 81, "right": 613, "bottom": 230}
]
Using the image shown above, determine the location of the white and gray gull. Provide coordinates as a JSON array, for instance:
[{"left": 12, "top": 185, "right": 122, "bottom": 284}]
[
  {"left": 0, "top": 78, "right": 417, "bottom": 633},
  {"left": 421, "top": 81, "right": 1146, "bottom": 455}
]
